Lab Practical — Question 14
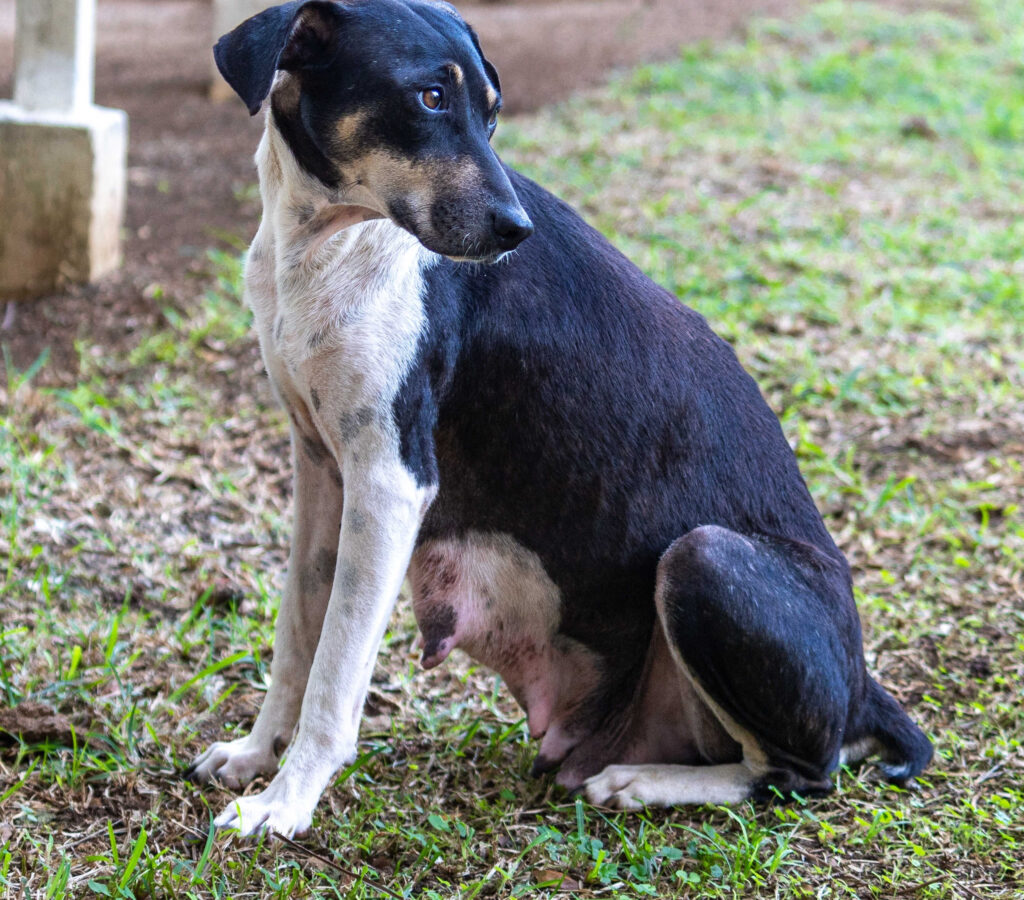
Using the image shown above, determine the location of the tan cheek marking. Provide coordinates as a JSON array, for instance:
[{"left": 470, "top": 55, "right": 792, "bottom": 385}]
[
  {"left": 358, "top": 151, "right": 439, "bottom": 212},
  {"left": 334, "top": 111, "right": 368, "bottom": 150},
  {"left": 351, "top": 152, "right": 483, "bottom": 236}
]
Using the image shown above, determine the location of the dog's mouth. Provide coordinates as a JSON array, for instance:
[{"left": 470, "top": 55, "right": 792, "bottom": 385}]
[
  {"left": 444, "top": 250, "right": 512, "bottom": 266},
  {"left": 387, "top": 202, "right": 531, "bottom": 265},
  {"left": 401, "top": 199, "right": 532, "bottom": 265},
  {"left": 427, "top": 223, "right": 531, "bottom": 265},
  {"left": 384, "top": 186, "right": 532, "bottom": 264},
  {"left": 410, "top": 232, "right": 516, "bottom": 265},
  {"left": 386, "top": 215, "right": 513, "bottom": 266}
]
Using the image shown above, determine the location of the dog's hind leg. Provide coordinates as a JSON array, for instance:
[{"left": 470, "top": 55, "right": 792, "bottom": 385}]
[
  {"left": 586, "top": 525, "right": 883, "bottom": 810},
  {"left": 186, "top": 424, "right": 343, "bottom": 789}
]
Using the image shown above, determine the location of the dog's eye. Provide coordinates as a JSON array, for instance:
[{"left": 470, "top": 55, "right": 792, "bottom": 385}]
[
  {"left": 420, "top": 88, "right": 445, "bottom": 111},
  {"left": 488, "top": 109, "right": 499, "bottom": 131}
]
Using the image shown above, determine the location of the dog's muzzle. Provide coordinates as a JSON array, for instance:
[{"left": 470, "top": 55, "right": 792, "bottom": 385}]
[
  {"left": 490, "top": 206, "right": 534, "bottom": 252},
  {"left": 454, "top": 204, "right": 532, "bottom": 263}
]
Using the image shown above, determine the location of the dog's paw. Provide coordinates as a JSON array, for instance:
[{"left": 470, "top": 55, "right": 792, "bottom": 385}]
[
  {"left": 186, "top": 736, "right": 280, "bottom": 790},
  {"left": 582, "top": 764, "right": 658, "bottom": 810},
  {"left": 213, "top": 778, "right": 314, "bottom": 839}
]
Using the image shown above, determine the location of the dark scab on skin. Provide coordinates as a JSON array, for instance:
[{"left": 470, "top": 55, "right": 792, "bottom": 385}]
[
  {"left": 272, "top": 735, "right": 288, "bottom": 758},
  {"left": 310, "top": 387, "right": 322, "bottom": 412}
]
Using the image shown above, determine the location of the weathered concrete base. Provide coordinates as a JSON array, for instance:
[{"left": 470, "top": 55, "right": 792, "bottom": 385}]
[
  {"left": 211, "top": 0, "right": 269, "bottom": 103},
  {"left": 0, "top": 102, "right": 128, "bottom": 299}
]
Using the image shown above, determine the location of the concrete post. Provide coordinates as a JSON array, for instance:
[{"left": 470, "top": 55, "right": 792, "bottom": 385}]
[
  {"left": 0, "top": 0, "right": 128, "bottom": 300},
  {"left": 14, "top": 0, "right": 96, "bottom": 112}
]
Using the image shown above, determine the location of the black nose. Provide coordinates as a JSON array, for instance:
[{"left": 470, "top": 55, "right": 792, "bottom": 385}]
[{"left": 490, "top": 207, "right": 534, "bottom": 251}]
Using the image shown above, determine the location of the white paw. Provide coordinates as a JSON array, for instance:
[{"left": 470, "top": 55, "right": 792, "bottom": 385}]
[
  {"left": 213, "top": 775, "right": 315, "bottom": 839},
  {"left": 584, "top": 762, "right": 752, "bottom": 809},
  {"left": 583, "top": 765, "right": 650, "bottom": 810},
  {"left": 187, "top": 736, "right": 280, "bottom": 790}
]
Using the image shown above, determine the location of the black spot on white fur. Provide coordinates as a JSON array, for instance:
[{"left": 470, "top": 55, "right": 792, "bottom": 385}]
[
  {"left": 348, "top": 509, "right": 368, "bottom": 534},
  {"left": 339, "top": 407, "right": 374, "bottom": 442},
  {"left": 339, "top": 564, "right": 360, "bottom": 594}
]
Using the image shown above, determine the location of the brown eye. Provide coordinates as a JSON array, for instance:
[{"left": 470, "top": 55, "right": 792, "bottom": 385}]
[{"left": 420, "top": 88, "right": 444, "bottom": 111}]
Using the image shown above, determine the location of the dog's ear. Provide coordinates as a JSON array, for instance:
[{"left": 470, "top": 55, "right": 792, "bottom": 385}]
[
  {"left": 482, "top": 57, "right": 501, "bottom": 96},
  {"left": 464, "top": 26, "right": 501, "bottom": 98},
  {"left": 214, "top": 0, "right": 344, "bottom": 116}
]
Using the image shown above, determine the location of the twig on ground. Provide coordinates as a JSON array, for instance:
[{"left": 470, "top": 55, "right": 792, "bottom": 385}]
[{"left": 272, "top": 832, "right": 405, "bottom": 900}]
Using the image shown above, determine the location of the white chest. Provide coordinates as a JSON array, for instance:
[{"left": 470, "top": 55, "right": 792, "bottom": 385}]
[{"left": 244, "top": 218, "right": 430, "bottom": 455}]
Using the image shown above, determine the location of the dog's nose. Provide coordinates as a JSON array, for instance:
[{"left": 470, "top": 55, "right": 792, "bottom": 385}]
[{"left": 490, "top": 208, "right": 534, "bottom": 250}]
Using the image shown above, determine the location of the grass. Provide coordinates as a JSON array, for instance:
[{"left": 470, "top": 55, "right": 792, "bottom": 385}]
[{"left": 1, "top": 0, "right": 1022, "bottom": 896}]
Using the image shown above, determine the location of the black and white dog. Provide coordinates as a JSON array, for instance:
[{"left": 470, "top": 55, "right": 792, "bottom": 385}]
[{"left": 187, "top": 0, "right": 932, "bottom": 837}]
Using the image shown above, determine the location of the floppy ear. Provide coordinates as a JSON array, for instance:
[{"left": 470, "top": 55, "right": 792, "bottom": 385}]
[
  {"left": 214, "top": 0, "right": 344, "bottom": 116},
  {"left": 482, "top": 57, "right": 502, "bottom": 96},
  {"left": 465, "top": 26, "right": 501, "bottom": 96}
]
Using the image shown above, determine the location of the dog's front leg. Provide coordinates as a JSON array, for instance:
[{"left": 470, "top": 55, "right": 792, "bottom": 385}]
[
  {"left": 187, "top": 424, "right": 343, "bottom": 788},
  {"left": 211, "top": 453, "right": 431, "bottom": 838}
]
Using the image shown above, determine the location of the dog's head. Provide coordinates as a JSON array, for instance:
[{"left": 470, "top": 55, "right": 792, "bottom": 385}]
[{"left": 215, "top": 0, "right": 533, "bottom": 262}]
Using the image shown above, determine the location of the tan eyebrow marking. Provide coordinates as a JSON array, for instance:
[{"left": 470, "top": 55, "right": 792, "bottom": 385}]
[
  {"left": 446, "top": 63, "right": 464, "bottom": 86},
  {"left": 485, "top": 84, "right": 499, "bottom": 108}
]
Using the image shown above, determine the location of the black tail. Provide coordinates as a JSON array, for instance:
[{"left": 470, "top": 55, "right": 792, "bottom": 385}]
[{"left": 862, "top": 679, "right": 933, "bottom": 783}]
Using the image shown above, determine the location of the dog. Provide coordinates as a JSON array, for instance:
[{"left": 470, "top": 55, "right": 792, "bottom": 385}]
[{"left": 187, "top": 0, "right": 932, "bottom": 837}]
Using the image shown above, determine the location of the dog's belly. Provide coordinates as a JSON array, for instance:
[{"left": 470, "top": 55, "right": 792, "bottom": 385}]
[{"left": 409, "top": 532, "right": 603, "bottom": 761}]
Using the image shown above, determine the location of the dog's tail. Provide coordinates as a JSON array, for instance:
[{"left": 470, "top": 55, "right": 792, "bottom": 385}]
[{"left": 860, "top": 678, "right": 933, "bottom": 783}]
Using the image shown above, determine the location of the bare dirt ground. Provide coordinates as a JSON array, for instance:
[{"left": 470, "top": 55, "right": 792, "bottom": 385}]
[{"left": 0, "top": 0, "right": 951, "bottom": 379}]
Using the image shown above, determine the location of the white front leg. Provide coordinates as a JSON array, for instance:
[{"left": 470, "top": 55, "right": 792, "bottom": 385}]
[
  {"left": 213, "top": 455, "right": 431, "bottom": 838},
  {"left": 188, "top": 423, "right": 342, "bottom": 789}
]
